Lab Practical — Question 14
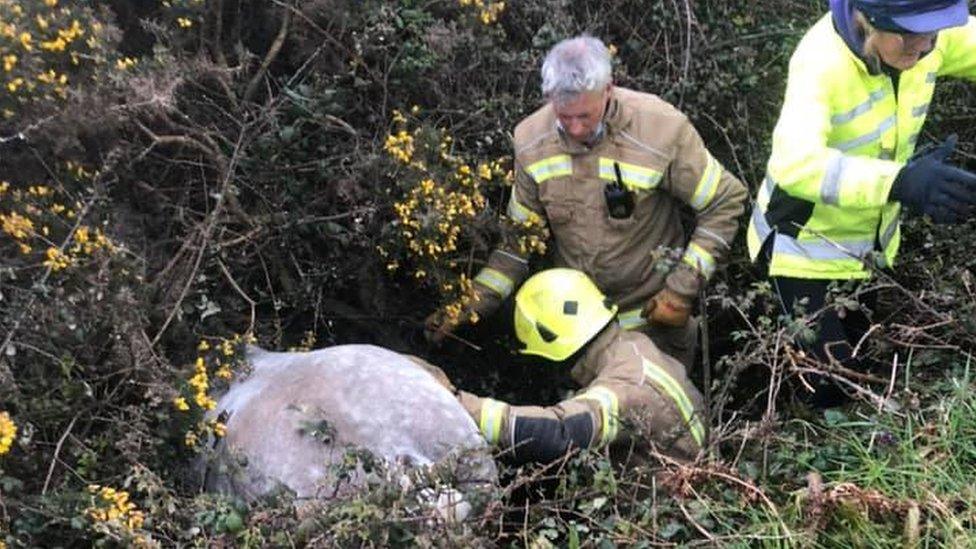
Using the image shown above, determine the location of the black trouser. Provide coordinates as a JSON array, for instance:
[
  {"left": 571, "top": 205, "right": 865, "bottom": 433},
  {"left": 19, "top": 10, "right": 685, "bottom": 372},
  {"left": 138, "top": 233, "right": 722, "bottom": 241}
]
[
  {"left": 770, "top": 276, "right": 875, "bottom": 368},
  {"left": 760, "top": 241, "right": 876, "bottom": 406}
]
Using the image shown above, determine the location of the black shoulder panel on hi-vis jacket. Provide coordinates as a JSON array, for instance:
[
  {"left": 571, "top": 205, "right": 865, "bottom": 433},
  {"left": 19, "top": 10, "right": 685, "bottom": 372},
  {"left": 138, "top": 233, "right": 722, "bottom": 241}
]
[
  {"left": 766, "top": 185, "right": 815, "bottom": 239},
  {"left": 512, "top": 412, "right": 593, "bottom": 464}
]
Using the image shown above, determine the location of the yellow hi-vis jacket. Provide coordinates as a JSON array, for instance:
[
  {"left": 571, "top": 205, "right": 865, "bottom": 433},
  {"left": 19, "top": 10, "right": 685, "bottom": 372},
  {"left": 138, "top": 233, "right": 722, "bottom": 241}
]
[
  {"left": 747, "top": 14, "right": 976, "bottom": 280},
  {"left": 472, "top": 87, "right": 747, "bottom": 330}
]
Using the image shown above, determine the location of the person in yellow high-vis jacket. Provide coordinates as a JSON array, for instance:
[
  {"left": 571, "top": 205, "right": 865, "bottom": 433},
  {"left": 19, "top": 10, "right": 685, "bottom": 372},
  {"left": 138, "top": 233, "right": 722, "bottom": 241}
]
[
  {"left": 425, "top": 35, "right": 748, "bottom": 369},
  {"left": 747, "top": 0, "right": 976, "bottom": 405},
  {"left": 423, "top": 268, "right": 706, "bottom": 464}
]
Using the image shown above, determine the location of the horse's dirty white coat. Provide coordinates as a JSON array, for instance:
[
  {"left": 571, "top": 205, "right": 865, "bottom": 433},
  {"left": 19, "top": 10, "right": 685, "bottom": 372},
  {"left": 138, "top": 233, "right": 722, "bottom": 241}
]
[{"left": 203, "top": 344, "right": 496, "bottom": 501}]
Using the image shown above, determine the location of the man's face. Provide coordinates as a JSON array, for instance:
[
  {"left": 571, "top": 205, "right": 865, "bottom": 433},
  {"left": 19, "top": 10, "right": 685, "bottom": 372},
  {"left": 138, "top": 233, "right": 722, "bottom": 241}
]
[
  {"left": 552, "top": 86, "right": 611, "bottom": 143},
  {"left": 873, "top": 30, "right": 937, "bottom": 70}
]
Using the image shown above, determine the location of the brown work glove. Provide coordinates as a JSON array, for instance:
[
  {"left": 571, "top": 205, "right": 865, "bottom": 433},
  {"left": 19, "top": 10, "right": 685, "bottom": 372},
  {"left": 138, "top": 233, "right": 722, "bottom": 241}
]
[
  {"left": 642, "top": 287, "right": 693, "bottom": 328},
  {"left": 424, "top": 308, "right": 472, "bottom": 345}
]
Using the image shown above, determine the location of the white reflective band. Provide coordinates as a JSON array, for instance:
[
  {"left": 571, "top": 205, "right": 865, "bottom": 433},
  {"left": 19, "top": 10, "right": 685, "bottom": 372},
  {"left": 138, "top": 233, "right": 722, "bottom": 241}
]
[
  {"left": 830, "top": 88, "right": 886, "bottom": 125},
  {"left": 526, "top": 155, "right": 572, "bottom": 183},
  {"left": 497, "top": 249, "right": 529, "bottom": 265},
  {"left": 681, "top": 242, "right": 717, "bottom": 278},
  {"left": 479, "top": 398, "right": 507, "bottom": 445},
  {"left": 820, "top": 152, "right": 846, "bottom": 206},
  {"left": 507, "top": 194, "right": 536, "bottom": 223},
  {"left": 819, "top": 151, "right": 867, "bottom": 206},
  {"left": 751, "top": 207, "right": 874, "bottom": 261},
  {"left": 617, "top": 307, "right": 647, "bottom": 330},
  {"left": 694, "top": 226, "right": 730, "bottom": 249},
  {"left": 911, "top": 103, "right": 929, "bottom": 118},
  {"left": 756, "top": 175, "right": 775, "bottom": 209},
  {"left": 879, "top": 216, "right": 898, "bottom": 254},
  {"left": 834, "top": 115, "right": 896, "bottom": 152},
  {"left": 908, "top": 132, "right": 920, "bottom": 146},
  {"left": 598, "top": 158, "right": 663, "bottom": 190},
  {"left": 639, "top": 355, "right": 705, "bottom": 446},
  {"left": 474, "top": 267, "right": 514, "bottom": 298},
  {"left": 690, "top": 154, "right": 722, "bottom": 211},
  {"left": 573, "top": 385, "right": 619, "bottom": 445},
  {"left": 926, "top": 71, "right": 937, "bottom": 84}
]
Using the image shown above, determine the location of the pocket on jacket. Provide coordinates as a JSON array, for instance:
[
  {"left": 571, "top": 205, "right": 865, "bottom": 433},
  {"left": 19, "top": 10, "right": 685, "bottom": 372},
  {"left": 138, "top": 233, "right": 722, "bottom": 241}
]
[{"left": 544, "top": 201, "right": 576, "bottom": 226}]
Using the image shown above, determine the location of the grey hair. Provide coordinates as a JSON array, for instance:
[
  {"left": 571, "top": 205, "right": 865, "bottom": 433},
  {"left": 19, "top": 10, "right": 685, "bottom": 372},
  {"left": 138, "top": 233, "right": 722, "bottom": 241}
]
[{"left": 540, "top": 35, "right": 612, "bottom": 103}]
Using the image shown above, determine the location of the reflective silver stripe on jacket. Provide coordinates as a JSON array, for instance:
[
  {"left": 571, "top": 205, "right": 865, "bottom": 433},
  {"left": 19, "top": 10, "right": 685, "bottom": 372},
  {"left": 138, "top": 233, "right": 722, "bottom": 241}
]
[
  {"left": 830, "top": 89, "right": 886, "bottom": 125},
  {"left": 525, "top": 155, "right": 572, "bottom": 183},
  {"left": 617, "top": 308, "right": 647, "bottom": 331},
  {"left": 834, "top": 115, "right": 896, "bottom": 152},
  {"left": 820, "top": 152, "right": 848, "bottom": 206},
  {"left": 751, "top": 206, "right": 874, "bottom": 261},
  {"left": 474, "top": 267, "right": 514, "bottom": 298}
]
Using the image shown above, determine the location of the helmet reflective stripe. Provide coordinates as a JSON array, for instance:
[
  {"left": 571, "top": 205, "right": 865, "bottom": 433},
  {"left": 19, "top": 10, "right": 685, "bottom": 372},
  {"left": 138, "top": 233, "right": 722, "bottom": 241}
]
[
  {"left": 479, "top": 398, "right": 507, "bottom": 445},
  {"left": 617, "top": 307, "right": 648, "bottom": 331},
  {"left": 525, "top": 155, "right": 572, "bottom": 184},
  {"left": 689, "top": 153, "right": 723, "bottom": 211},
  {"left": 638, "top": 353, "right": 705, "bottom": 446},
  {"left": 597, "top": 157, "right": 663, "bottom": 190},
  {"left": 681, "top": 241, "right": 717, "bottom": 279},
  {"left": 474, "top": 267, "right": 515, "bottom": 299},
  {"left": 572, "top": 385, "right": 619, "bottom": 445}
]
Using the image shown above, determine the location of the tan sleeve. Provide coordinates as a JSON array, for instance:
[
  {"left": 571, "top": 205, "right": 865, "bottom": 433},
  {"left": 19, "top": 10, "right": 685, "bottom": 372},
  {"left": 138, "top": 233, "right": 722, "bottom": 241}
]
[
  {"left": 459, "top": 389, "right": 604, "bottom": 463},
  {"left": 600, "top": 336, "right": 706, "bottom": 458},
  {"left": 470, "top": 157, "right": 545, "bottom": 316},
  {"left": 662, "top": 118, "right": 749, "bottom": 298}
]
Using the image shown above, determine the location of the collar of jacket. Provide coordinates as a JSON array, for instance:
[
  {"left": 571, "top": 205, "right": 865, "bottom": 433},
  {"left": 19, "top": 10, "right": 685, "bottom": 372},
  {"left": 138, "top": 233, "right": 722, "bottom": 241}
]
[
  {"left": 575, "top": 320, "right": 622, "bottom": 372},
  {"left": 553, "top": 86, "right": 635, "bottom": 153}
]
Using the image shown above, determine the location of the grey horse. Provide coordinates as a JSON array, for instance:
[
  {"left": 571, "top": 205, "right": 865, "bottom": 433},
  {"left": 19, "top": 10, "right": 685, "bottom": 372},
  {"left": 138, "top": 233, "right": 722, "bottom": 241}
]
[{"left": 201, "top": 344, "right": 496, "bottom": 508}]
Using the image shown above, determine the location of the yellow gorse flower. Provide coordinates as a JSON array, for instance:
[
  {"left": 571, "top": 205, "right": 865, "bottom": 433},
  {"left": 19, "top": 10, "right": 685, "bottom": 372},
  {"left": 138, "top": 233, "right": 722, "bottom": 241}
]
[
  {"left": 86, "top": 485, "right": 146, "bottom": 531},
  {"left": 1, "top": 211, "right": 34, "bottom": 239},
  {"left": 179, "top": 336, "right": 247, "bottom": 447},
  {"left": 42, "top": 246, "right": 71, "bottom": 271},
  {"left": 115, "top": 56, "right": 137, "bottom": 70},
  {"left": 458, "top": 0, "right": 506, "bottom": 25},
  {"left": 0, "top": 412, "right": 17, "bottom": 455}
]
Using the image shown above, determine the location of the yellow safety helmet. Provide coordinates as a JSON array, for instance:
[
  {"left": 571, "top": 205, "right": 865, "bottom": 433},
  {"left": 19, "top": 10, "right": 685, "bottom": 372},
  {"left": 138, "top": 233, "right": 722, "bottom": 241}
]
[{"left": 514, "top": 268, "right": 618, "bottom": 361}]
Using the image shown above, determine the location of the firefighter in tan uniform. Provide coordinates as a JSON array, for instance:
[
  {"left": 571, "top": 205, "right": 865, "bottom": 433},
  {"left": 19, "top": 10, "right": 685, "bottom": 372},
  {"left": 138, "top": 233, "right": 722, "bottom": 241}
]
[
  {"left": 427, "top": 268, "right": 706, "bottom": 463},
  {"left": 426, "top": 35, "right": 748, "bottom": 368}
]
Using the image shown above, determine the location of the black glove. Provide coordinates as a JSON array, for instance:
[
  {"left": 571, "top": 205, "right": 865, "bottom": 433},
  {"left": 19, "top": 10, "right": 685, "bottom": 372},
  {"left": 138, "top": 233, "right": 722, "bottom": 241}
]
[{"left": 889, "top": 135, "right": 976, "bottom": 224}]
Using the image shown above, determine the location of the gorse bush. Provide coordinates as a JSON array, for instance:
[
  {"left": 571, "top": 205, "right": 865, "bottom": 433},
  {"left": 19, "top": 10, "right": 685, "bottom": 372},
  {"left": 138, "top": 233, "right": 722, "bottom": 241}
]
[
  {"left": 0, "top": 0, "right": 118, "bottom": 120},
  {"left": 377, "top": 108, "right": 549, "bottom": 327}
]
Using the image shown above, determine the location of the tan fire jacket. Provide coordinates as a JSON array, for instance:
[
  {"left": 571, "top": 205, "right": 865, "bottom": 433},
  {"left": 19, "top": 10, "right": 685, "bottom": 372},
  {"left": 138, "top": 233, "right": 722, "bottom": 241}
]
[
  {"left": 472, "top": 87, "right": 748, "bottom": 332},
  {"left": 455, "top": 323, "right": 706, "bottom": 463}
]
